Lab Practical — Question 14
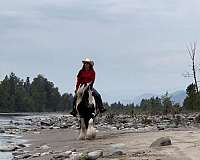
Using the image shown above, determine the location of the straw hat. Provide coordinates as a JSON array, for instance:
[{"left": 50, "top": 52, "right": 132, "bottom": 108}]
[{"left": 82, "top": 58, "right": 94, "bottom": 66}]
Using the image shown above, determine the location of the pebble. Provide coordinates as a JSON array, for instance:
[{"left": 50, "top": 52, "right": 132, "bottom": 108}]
[{"left": 87, "top": 150, "right": 103, "bottom": 160}]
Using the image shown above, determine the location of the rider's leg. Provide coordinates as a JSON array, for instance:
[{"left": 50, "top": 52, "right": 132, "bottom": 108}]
[
  {"left": 92, "top": 89, "right": 106, "bottom": 113},
  {"left": 70, "top": 94, "right": 77, "bottom": 117}
]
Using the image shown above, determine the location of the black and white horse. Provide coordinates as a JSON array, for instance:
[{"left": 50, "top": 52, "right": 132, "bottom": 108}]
[{"left": 76, "top": 83, "right": 97, "bottom": 140}]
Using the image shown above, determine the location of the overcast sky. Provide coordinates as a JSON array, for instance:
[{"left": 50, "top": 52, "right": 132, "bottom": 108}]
[{"left": 1, "top": 0, "right": 200, "bottom": 103}]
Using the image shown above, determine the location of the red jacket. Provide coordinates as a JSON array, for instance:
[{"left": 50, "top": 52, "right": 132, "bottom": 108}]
[{"left": 76, "top": 69, "right": 95, "bottom": 90}]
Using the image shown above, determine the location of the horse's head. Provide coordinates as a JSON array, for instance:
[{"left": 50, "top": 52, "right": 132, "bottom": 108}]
[{"left": 76, "top": 83, "right": 91, "bottom": 107}]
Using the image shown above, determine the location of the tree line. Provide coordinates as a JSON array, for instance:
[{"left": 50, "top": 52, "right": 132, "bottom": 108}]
[
  {"left": 0, "top": 73, "right": 199, "bottom": 113},
  {"left": 107, "top": 92, "right": 180, "bottom": 115},
  {"left": 0, "top": 73, "right": 73, "bottom": 112},
  {"left": 107, "top": 83, "right": 200, "bottom": 115}
]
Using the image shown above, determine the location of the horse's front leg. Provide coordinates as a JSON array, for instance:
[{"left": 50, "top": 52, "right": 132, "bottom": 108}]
[
  {"left": 79, "top": 118, "right": 86, "bottom": 140},
  {"left": 87, "top": 118, "right": 96, "bottom": 140}
]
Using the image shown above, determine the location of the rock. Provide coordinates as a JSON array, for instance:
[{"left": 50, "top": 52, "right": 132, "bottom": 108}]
[
  {"left": 21, "top": 128, "right": 29, "bottom": 132},
  {"left": 188, "top": 116, "right": 195, "bottom": 121},
  {"left": 142, "top": 117, "right": 152, "bottom": 125},
  {"left": 111, "top": 150, "right": 125, "bottom": 156},
  {"left": 32, "top": 153, "right": 41, "bottom": 158},
  {"left": 150, "top": 137, "right": 172, "bottom": 148},
  {"left": 87, "top": 150, "right": 103, "bottom": 160},
  {"left": 9, "top": 131, "right": 17, "bottom": 134},
  {"left": 52, "top": 151, "right": 72, "bottom": 159},
  {"left": 70, "top": 152, "right": 84, "bottom": 160},
  {"left": 14, "top": 153, "right": 32, "bottom": 159},
  {"left": 132, "top": 150, "right": 146, "bottom": 157},
  {"left": 40, "top": 145, "right": 51, "bottom": 150},
  {"left": 53, "top": 153, "right": 70, "bottom": 159},
  {"left": 0, "top": 145, "right": 18, "bottom": 152},
  {"left": 157, "top": 125, "right": 165, "bottom": 130},
  {"left": 41, "top": 151, "right": 51, "bottom": 156},
  {"left": 111, "top": 143, "right": 125, "bottom": 149},
  {"left": 0, "top": 129, "right": 5, "bottom": 133},
  {"left": 49, "top": 126, "right": 54, "bottom": 129},
  {"left": 12, "top": 150, "right": 25, "bottom": 156},
  {"left": 14, "top": 122, "right": 22, "bottom": 126},
  {"left": 64, "top": 150, "right": 72, "bottom": 156},
  {"left": 33, "top": 131, "right": 41, "bottom": 134},
  {"left": 41, "top": 121, "right": 51, "bottom": 126},
  {"left": 23, "top": 154, "right": 32, "bottom": 159},
  {"left": 110, "top": 143, "right": 126, "bottom": 157},
  {"left": 4, "top": 126, "right": 19, "bottom": 130},
  {"left": 17, "top": 144, "right": 27, "bottom": 148},
  {"left": 71, "top": 148, "right": 77, "bottom": 152},
  {"left": 195, "top": 114, "right": 200, "bottom": 123},
  {"left": 79, "top": 153, "right": 89, "bottom": 160},
  {"left": 41, "top": 126, "right": 47, "bottom": 129}
]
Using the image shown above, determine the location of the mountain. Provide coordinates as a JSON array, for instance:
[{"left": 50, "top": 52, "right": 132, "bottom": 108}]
[
  {"left": 120, "top": 90, "right": 186, "bottom": 105},
  {"left": 133, "top": 93, "right": 158, "bottom": 105},
  {"left": 170, "top": 90, "right": 186, "bottom": 105}
]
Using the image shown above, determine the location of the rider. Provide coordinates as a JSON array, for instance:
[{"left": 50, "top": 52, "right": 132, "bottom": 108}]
[{"left": 70, "top": 58, "right": 106, "bottom": 117}]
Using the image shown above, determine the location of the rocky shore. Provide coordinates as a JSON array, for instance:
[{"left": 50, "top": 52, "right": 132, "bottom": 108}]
[{"left": 2, "top": 112, "right": 200, "bottom": 160}]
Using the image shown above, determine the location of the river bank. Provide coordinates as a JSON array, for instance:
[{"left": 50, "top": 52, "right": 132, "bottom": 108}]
[{"left": 7, "top": 112, "right": 200, "bottom": 160}]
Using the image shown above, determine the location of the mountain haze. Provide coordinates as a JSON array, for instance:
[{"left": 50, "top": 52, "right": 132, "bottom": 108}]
[{"left": 120, "top": 90, "right": 186, "bottom": 105}]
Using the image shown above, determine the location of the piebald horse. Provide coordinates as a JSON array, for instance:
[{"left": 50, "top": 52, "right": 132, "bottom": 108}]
[{"left": 76, "top": 83, "right": 97, "bottom": 140}]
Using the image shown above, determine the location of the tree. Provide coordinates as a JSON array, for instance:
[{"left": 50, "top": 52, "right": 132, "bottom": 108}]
[
  {"left": 183, "top": 83, "right": 200, "bottom": 111},
  {"left": 161, "top": 92, "right": 173, "bottom": 114},
  {"left": 57, "top": 93, "right": 73, "bottom": 111},
  {"left": 24, "top": 77, "right": 31, "bottom": 95},
  {"left": 184, "top": 42, "right": 199, "bottom": 93}
]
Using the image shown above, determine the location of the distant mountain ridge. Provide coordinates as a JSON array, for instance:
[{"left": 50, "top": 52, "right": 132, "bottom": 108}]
[
  {"left": 170, "top": 90, "right": 186, "bottom": 105},
  {"left": 120, "top": 90, "right": 186, "bottom": 105}
]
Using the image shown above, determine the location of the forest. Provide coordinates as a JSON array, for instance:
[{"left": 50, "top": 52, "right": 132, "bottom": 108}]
[{"left": 0, "top": 72, "right": 199, "bottom": 113}]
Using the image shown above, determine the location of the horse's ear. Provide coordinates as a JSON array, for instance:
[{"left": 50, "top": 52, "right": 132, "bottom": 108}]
[
  {"left": 87, "top": 82, "right": 92, "bottom": 86},
  {"left": 86, "top": 82, "right": 92, "bottom": 89},
  {"left": 77, "top": 85, "right": 84, "bottom": 93}
]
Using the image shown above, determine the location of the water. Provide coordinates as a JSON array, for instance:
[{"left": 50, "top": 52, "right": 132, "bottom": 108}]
[
  {"left": 0, "top": 134, "right": 14, "bottom": 160},
  {"left": 0, "top": 112, "right": 65, "bottom": 160},
  {"left": 0, "top": 115, "right": 28, "bottom": 160}
]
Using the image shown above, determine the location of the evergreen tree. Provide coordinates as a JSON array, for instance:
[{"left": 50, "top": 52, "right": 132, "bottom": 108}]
[
  {"left": 183, "top": 84, "right": 200, "bottom": 111},
  {"left": 57, "top": 93, "right": 73, "bottom": 111},
  {"left": 161, "top": 92, "right": 173, "bottom": 114}
]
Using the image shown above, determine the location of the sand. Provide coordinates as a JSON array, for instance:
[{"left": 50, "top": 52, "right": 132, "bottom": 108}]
[{"left": 19, "top": 127, "right": 200, "bottom": 160}]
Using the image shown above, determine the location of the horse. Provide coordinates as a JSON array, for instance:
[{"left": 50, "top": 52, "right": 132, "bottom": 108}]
[{"left": 75, "top": 83, "right": 97, "bottom": 140}]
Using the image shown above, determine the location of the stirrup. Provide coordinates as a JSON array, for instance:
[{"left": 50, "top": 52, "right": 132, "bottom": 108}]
[
  {"left": 70, "top": 111, "right": 77, "bottom": 117},
  {"left": 99, "top": 108, "right": 106, "bottom": 113}
]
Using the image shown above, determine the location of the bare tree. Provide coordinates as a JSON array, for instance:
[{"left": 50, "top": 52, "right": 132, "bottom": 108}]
[{"left": 185, "top": 42, "right": 199, "bottom": 93}]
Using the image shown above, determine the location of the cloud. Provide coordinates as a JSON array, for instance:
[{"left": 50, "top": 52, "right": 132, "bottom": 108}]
[{"left": 0, "top": 0, "right": 199, "bottom": 102}]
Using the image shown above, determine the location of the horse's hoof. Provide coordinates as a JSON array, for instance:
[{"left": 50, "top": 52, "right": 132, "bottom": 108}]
[
  {"left": 86, "top": 135, "right": 96, "bottom": 140},
  {"left": 87, "top": 127, "right": 96, "bottom": 140},
  {"left": 78, "top": 136, "right": 86, "bottom": 140}
]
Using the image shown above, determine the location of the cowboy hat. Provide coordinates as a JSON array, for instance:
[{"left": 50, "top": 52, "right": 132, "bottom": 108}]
[{"left": 82, "top": 58, "right": 94, "bottom": 66}]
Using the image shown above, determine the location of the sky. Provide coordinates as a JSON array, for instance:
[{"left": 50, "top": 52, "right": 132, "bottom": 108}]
[{"left": 0, "top": 0, "right": 200, "bottom": 103}]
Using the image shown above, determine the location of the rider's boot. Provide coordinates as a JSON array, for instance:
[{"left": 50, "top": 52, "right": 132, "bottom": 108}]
[
  {"left": 99, "top": 106, "right": 106, "bottom": 113},
  {"left": 70, "top": 108, "right": 77, "bottom": 117},
  {"left": 92, "top": 89, "right": 107, "bottom": 114}
]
